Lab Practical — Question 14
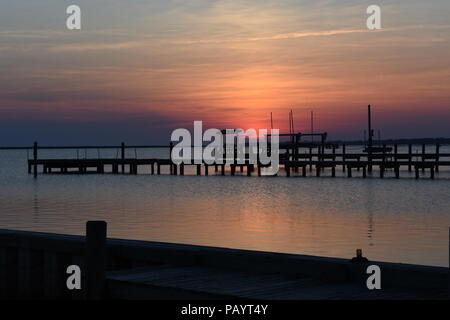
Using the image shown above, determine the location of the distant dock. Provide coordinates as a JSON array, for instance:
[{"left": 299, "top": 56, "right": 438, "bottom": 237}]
[
  {"left": 26, "top": 141, "right": 450, "bottom": 179},
  {"left": 0, "top": 222, "right": 448, "bottom": 300}
]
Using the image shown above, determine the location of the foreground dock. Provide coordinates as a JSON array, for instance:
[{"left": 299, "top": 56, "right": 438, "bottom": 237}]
[{"left": 0, "top": 222, "right": 448, "bottom": 300}]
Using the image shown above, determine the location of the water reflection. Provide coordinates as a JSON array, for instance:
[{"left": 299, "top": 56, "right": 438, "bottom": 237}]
[{"left": 0, "top": 149, "right": 449, "bottom": 267}]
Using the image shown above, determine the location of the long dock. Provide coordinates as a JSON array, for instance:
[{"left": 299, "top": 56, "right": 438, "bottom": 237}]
[
  {"left": 26, "top": 142, "right": 450, "bottom": 179},
  {"left": 0, "top": 222, "right": 449, "bottom": 300}
]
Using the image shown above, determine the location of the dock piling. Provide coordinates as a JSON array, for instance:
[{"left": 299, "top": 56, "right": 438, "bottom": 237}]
[
  {"left": 121, "top": 143, "right": 125, "bottom": 173},
  {"left": 85, "top": 221, "right": 107, "bottom": 300},
  {"left": 33, "top": 142, "right": 38, "bottom": 178}
]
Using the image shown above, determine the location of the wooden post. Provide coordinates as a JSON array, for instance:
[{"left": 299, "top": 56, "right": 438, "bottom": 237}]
[
  {"left": 121, "top": 142, "right": 125, "bottom": 173},
  {"left": 408, "top": 144, "right": 412, "bottom": 172},
  {"left": 173, "top": 164, "right": 177, "bottom": 175},
  {"left": 33, "top": 141, "right": 38, "bottom": 178},
  {"left": 342, "top": 144, "right": 346, "bottom": 172},
  {"left": 436, "top": 144, "right": 440, "bottom": 172},
  {"left": 169, "top": 142, "right": 174, "bottom": 175},
  {"left": 86, "top": 221, "right": 107, "bottom": 300},
  {"left": 180, "top": 164, "right": 184, "bottom": 176},
  {"left": 394, "top": 144, "right": 398, "bottom": 165},
  {"left": 422, "top": 144, "right": 426, "bottom": 173}
]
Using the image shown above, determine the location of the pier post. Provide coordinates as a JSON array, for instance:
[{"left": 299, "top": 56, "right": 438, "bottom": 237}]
[
  {"left": 197, "top": 164, "right": 201, "bottom": 176},
  {"left": 180, "top": 164, "right": 184, "bottom": 176},
  {"left": 169, "top": 142, "right": 174, "bottom": 175},
  {"left": 408, "top": 144, "right": 412, "bottom": 172},
  {"left": 85, "top": 221, "right": 107, "bottom": 300},
  {"left": 436, "top": 144, "right": 440, "bottom": 173},
  {"left": 33, "top": 142, "right": 38, "bottom": 178},
  {"left": 347, "top": 165, "right": 352, "bottom": 178},
  {"left": 394, "top": 144, "right": 398, "bottom": 164},
  {"left": 342, "top": 144, "right": 346, "bottom": 172},
  {"left": 121, "top": 142, "right": 125, "bottom": 173},
  {"left": 422, "top": 144, "right": 426, "bottom": 173}
]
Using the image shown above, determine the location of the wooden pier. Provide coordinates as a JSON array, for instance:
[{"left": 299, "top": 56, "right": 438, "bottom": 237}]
[{"left": 27, "top": 142, "right": 450, "bottom": 179}]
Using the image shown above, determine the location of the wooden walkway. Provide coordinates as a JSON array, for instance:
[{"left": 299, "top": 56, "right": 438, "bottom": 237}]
[
  {"left": 27, "top": 157, "right": 450, "bottom": 179},
  {"left": 1, "top": 225, "right": 448, "bottom": 300},
  {"left": 107, "top": 264, "right": 448, "bottom": 300}
]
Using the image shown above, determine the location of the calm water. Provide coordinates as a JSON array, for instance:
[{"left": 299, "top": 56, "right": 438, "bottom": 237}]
[{"left": 0, "top": 147, "right": 449, "bottom": 267}]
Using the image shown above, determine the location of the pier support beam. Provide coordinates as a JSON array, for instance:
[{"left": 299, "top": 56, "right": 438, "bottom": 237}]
[
  {"left": 85, "top": 221, "right": 107, "bottom": 300},
  {"left": 121, "top": 142, "right": 125, "bottom": 173},
  {"left": 33, "top": 142, "right": 38, "bottom": 178}
]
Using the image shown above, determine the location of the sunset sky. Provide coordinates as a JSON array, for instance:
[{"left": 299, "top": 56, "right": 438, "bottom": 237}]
[{"left": 0, "top": 0, "right": 449, "bottom": 145}]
